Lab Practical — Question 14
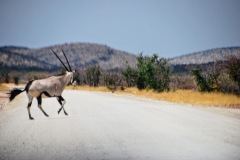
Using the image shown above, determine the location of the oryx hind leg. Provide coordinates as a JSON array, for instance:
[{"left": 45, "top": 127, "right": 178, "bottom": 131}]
[
  {"left": 37, "top": 96, "right": 49, "bottom": 117},
  {"left": 27, "top": 93, "right": 34, "bottom": 120},
  {"left": 57, "top": 96, "right": 68, "bottom": 115}
]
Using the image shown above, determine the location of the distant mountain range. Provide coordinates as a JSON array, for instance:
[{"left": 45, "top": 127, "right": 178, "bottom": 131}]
[
  {"left": 169, "top": 47, "right": 240, "bottom": 65},
  {"left": 0, "top": 42, "right": 137, "bottom": 71},
  {"left": 0, "top": 43, "right": 239, "bottom": 72}
]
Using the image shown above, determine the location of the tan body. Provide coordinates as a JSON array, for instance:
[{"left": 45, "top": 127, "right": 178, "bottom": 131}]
[{"left": 28, "top": 72, "right": 73, "bottom": 98}]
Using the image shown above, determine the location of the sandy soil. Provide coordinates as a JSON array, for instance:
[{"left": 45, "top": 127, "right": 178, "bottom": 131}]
[
  {"left": 0, "top": 90, "right": 240, "bottom": 160},
  {"left": 0, "top": 91, "right": 8, "bottom": 110}
]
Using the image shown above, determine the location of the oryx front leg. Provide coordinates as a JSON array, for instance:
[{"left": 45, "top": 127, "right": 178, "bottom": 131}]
[
  {"left": 57, "top": 96, "right": 68, "bottom": 115},
  {"left": 37, "top": 96, "right": 49, "bottom": 117}
]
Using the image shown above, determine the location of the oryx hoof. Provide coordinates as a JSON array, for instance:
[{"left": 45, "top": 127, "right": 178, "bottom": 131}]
[
  {"left": 64, "top": 112, "right": 68, "bottom": 116},
  {"left": 29, "top": 117, "right": 34, "bottom": 120}
]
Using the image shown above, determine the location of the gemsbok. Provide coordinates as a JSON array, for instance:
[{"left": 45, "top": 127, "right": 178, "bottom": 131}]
[{"left": 9, "top": 49, "right": 75, "bottom": 120}]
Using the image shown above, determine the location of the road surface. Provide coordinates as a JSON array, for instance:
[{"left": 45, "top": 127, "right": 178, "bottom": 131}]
[{"left": 0, "top": 90, "right": 240, "bottom": 160}]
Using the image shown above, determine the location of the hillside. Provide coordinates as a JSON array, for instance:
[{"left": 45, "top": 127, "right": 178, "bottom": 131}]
[
  {"left": 169, "top": 47, "right": 240, "bottom": 65},
  {"left": 0, "top": 43, "right": 137, "bottom": 71},
  {"left": 1, "top": 44, "right": 239, "bottom": 73}
]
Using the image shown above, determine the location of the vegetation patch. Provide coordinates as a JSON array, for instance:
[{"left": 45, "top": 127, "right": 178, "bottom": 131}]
[
  {"left": 115, "top": 88, "right": 240, "bottom": 108},
  {"left": 66, "top": 86, "right": 240, "bottom": 108}
]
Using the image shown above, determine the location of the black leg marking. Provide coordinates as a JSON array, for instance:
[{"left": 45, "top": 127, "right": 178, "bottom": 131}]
[
  {"left": 57, "top": 96, "right": 68, "bottom": 115},
  {"left": 37, "top": 96, "right": 49, "bottom": 117},
  {"left": 41, "top": 91, "right": 52, "bottom": 97},
  {"left": 27, "top": 101, "right": 34, "bottom": 120},
  {"left": 57, "top": 96, "right": 63, "bottom": 114},
  {"left": 25, "top": 80, "right": 34, "bottom": 93},
  {"left": 27, "top": 94, "right": 34, "bottom": 120}
]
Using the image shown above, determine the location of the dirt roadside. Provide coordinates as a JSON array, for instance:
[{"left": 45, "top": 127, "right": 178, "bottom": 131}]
[{"left": 0, "top": 91, "right": 9, "bottom": 110}]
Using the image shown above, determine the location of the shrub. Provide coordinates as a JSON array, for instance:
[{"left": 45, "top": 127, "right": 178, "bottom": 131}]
[
  {"left": 192, "top": 68, "right": 212, "bottom": 92},
  {"left": 103, "top": 72, "right": 122, "bottom": 92},
  {"left": 225, "top": 55, "right": 240, "bottom": 94},
  {"left": 85, "top": 66, "right": 101, "bottom": 87},
  {"left": 170, "top": 76, "right": 197, "bottom": 90},
  {"left": 136, "top": 53, "right": 170, "bottom": 92},
  {"left": 122, "top": 64, "right": 137, "bottom": 87},
  {"left": 218, "top": 72, "right": 239, "bottom": 94}
]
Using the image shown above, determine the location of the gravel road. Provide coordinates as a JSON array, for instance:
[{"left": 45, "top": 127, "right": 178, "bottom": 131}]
[{"left": 0, "top": 90, "right": 240, "bottom": 160}]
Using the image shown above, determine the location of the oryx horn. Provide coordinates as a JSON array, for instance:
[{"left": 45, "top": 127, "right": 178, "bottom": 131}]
[
  {"left": 51, "top": 49, "right": 69, "bottom": 71},
  {"left": 61, "top": 49, "right": 72, "bottom": 72}
]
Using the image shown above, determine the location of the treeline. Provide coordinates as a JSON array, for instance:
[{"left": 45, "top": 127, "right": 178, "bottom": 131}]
[
  {"left": 71, "top": 54, "right": 170, "bottom": 92},
  {"left": 191, "top": 55, "right": 240, "bottom": 94},
  {"left": 73, "top": 54, "right": 240, "bottom": 95},
  {"left": 1, "top": 54, "right": 239, "bottom": 95}
]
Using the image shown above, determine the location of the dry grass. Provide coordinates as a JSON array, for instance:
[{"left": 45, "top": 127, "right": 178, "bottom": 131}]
[
  {"left": 0, "top": 83, "right": 10, "bottom": 91},
  {"left": 0, "top": 83, "right": 24, "bottom": 90},
  {"left": 66, "top": 85, "right": 110, "bottom": 92},
  {"left": 116, "top": 88, "right": 240, "bottom": 108},
  {"left": 0, "top": 84, "right": 11, "bottom": 109},
  {"left": 68, "top": 86, "right": 240, "bottom": 108}
]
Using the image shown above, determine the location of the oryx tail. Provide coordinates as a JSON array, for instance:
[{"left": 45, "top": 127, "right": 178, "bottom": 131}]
[
  {"left": 9, "top": 88, "right": 25, "bottom": 101},
  {"left": 9, "top": 80, "right": 33, "bottom": 101}
]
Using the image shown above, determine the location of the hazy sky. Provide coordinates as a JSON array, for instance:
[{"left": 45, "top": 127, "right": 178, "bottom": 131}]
[{"left": 0, "top": 0, "right": 240, "bottom": 57}]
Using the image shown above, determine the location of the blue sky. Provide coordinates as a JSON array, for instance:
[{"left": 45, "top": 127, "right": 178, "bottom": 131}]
[{"left": 0, "top": 0, "right": 240, "bottom": 57}]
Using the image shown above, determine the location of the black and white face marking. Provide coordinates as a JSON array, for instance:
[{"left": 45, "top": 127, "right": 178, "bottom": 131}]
[{"left": 70, "top": 70, "right": 76, "bottom": 84}]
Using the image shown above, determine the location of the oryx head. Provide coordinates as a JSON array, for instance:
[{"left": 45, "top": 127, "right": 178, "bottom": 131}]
[{"left": 51, "top": 49, "right": 75, "bottom": 84}]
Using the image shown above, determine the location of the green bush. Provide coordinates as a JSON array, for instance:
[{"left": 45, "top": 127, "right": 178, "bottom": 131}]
[
  {"left": 135, "top": 54, "right": 170, "bottom": 92},
  {"left": 192, "top": 69, "right": 210, "bottom": 92},
  {"left": 122, "top": 64, "right": 137, "bottom": 87},
  {"left": 225, "top": 55, "right": 240, "bottom": 94},
  {"left": 191, "top": 68, "right": 219, "bottom": 92}
]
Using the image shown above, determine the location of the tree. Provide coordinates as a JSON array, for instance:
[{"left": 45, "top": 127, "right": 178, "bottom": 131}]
[
  {"left": 136, "top": 53, "right": 170, "bottom": 92},
  {"left": 13, "top": 76, "right": 20, "bottom": 85},
  {"left": 122, "top": 62, "right": 137, "bottom": 87},
  {"left": 0, "top": 62, "right": 9, "bottom": 83},
  {"left": 3, "top": 71, "right": 10, "bottom": 83},
  {"left": 191, "top": 68, "right": 219, "bottom": 92},
  {"left": 103, "top": 72, "right": 122, "bottom": 92},
  {"left": 192, "top": 68, "right": 211, "bottom": 92},
  {"left": 73, "top": 71, "right": 81, "bottom": 85},
  {"left": 136, "top": 53, "right": 146, "bottom": 89},
  {"left": 154, "top": 58, "right": 170, "bottom": 92},
  {"left": 85, "top": 66, "right": 101, "bottom": 87},
  {"left": 225, "top": 55, "right": 240, "bottom": 93}
]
